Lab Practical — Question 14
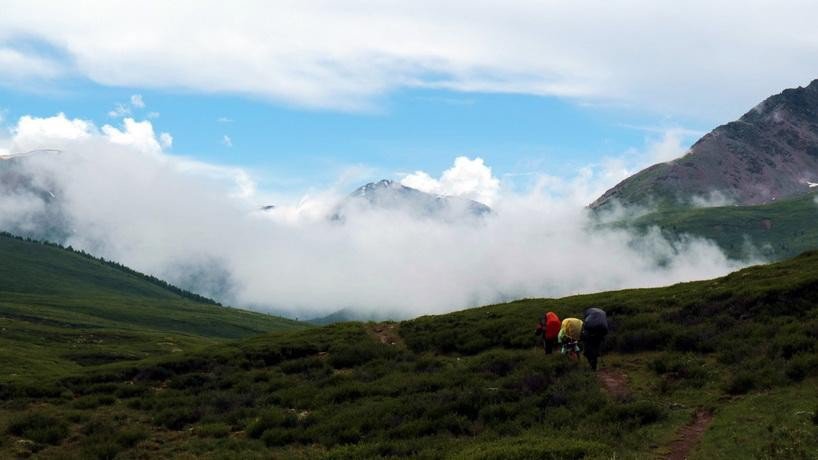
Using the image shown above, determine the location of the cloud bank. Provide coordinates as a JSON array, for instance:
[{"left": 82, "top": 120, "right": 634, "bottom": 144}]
[
  {"left": 2, "top": 1, "right": 818, "bottom": 119},
  {"left": 0, "top": 114, "right": 749, "bottom": 319}
]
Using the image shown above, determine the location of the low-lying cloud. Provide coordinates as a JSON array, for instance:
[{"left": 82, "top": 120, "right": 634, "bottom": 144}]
[{"left": 0, "top": 114, "right": 750, "bottom": 319}]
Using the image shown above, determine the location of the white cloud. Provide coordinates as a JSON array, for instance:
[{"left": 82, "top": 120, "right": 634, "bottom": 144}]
[
  {"left": 108, "top": 103, "right": 130, "bottom": 118},
  {"left": 0, "top": 46, "right": 62, "bottom": 82},
  {"left": 0, "top": 112, "right": 753, "bottom": 319},
  {"left": 12, "top": 113, "right": 93, "bottom": 151},
  {"left": 2, "top": 2, "right": 818, "bottom": 119},
  {"left": 222, "top": 135, "right": 232, "bottom": 148},
  {"left": 159, "top": 132, "right": 173, "bottom": 149},
  {"left": 402, "top": 156, "right": 500, "bottom": 206},
  {"left": 217, "top": 117, "right": 233, "bottom": 123},
  {"left": 147, "top": 111, "right": 160, "bottom": 119},
  {"left": 645, "top": 129, "right": 690, "bottom": 164},
  {"left": 130, "top": 94, "right": 145, "bottom": 108},
  {"left": 101, "top": 118, "right": 163, "bottom": 155}
]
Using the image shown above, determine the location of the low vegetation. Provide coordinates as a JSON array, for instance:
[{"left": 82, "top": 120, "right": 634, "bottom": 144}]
[
  {"left": 622, "top": 190, "right": 818, "bottom": 261},
  {"left": 0, "top": 232, "right": 308, "bottom": 384},
  {"left": 1, "top": 244, "right": 818, "bottom": 457}
]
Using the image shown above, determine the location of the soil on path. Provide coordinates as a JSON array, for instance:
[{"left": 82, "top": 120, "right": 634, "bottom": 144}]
[
  {"left": 367, "top": 322, "right": 404, "bottom": 348},
  {"left": 596, "top": 368, "right": 631, "bottom": 400},
  {"left": 663, "top": 409, "right": 714, "bottom": 460}
]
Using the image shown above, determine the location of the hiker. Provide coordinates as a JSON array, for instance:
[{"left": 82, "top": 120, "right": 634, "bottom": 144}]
[
  {"left": 559, "top": 317, "right": 583, "bottom": 360},
  {"left": 534, "top": 311, "right": 561, "bottom": 354},
  {"left": 581, "top": 307, "right": 609, "bottom": 371}
]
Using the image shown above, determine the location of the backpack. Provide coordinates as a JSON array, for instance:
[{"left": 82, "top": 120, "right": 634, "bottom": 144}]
[
  {"left": 545, "top": 312, "right": 561, "bottom": 340},
  {"left": 583, "top": 308, "right": 608, "bottom": 337}
]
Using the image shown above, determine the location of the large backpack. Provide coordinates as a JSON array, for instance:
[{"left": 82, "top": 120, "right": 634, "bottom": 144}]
[
  {"left": 583, "top": 308, "right": 608, "bottom": 337},
  {"left": 545, "top": 312, "right": 561, "bottom": 340}
]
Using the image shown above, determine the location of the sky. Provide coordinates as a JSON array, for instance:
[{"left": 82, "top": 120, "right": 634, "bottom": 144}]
[
  {"left": 1, "top": 1, "right": 817, "bottom": 317},
  {"left": 3, "top": 0, "right": 818, "bottom": 198}
]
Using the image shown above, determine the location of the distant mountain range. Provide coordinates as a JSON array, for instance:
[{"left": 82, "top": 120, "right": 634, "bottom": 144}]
[
  {"left": 332, "top": 179, "right": 491, "bottom": 222},
  {"left": 592, "top": 79, "right": 818, "bottom": 209}
]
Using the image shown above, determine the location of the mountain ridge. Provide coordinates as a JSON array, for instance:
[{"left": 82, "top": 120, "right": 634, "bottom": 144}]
[
  {"left": 592, "top": 78, "right": 818, "bottom": 209},
  {"left": 333, "top": 178, "right": 491, "bottom": 221}
]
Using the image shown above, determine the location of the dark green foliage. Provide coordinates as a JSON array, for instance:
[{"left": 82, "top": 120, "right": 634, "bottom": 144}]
[
  {"left": 625, "top": 191, "right": 818, "bottom": 261},
  {"left": 0, "top": 231, "right": 309, "bottom": 385},
  {"left": 6, "top": 412, "right": 68, "bottom": 445},
  {"left": 0, "top": 231, "right": 219, "bottom": 305},
  {"left": 601, "top": 400, "right": 665, "bottom": 426},
  {"left": 154, "top": 406, "right": 201, "bottom": 430},
  {"left": 724, "top": 372, "right": 757, "bottom": 395},
  {"left": 3, "top": 240, "right": 818, "bottom": 456}
]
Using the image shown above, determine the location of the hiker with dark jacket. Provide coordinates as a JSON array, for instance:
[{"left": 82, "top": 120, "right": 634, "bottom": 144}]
[
  {"left": 534, "top": 311, "right": 561, "bottom": 354},
  {"left": 581, "top": 307, "right": 609, "bottom": 371}
]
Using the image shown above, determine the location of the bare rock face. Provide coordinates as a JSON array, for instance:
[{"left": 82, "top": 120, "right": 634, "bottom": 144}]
[{"left": 591, "top": 79, "right": 818, "bottom": 209}]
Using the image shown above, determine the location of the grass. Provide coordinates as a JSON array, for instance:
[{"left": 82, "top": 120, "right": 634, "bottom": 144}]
[
  {"left": 0, "top": 232, "right": 309, "bottom": 383},
  {"left": 1, "top": 248, "right": 818, "bottom": 457},
  {"left": 622, "top": 190, "right": 818, "bottom": 261}
]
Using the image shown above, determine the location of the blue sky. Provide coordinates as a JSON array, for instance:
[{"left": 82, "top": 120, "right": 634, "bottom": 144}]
[
  {"left": 2, "top": 1, "right": 818, "bottom": 197},
  {"left": 0, "top": 80, "right": 707, "bottom": 194}
]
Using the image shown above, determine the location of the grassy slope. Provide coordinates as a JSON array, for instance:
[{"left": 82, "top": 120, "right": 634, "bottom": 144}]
[
  {"left": 0, "top": 233, "right": 307, "bottom": 383},
  {"left": 2, "top": 252, "right": 817, "bottom": 458},
  {"left": 627, "top": 190, "right": 818, "bottom": 261}
]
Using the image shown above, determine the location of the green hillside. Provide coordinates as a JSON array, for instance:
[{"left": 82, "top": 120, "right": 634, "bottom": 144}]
[
  {"left": 0, "top": 232, "right": 307, "bottom": 383},
  {"left": 620, "top": 191, "right": 818, "bottom": 261},
  {"left": 2, "top": 251, "right": 817, "bottom": 458}
]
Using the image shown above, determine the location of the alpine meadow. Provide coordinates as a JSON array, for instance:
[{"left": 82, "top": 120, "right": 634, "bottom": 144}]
[{"left": 2, "top": 2, "right": 818, "bottom": 459}]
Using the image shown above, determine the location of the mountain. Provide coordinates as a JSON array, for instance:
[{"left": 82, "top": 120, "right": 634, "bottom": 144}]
[
  {"left": 592, "top": 79, "right": 818, "bottom": 210},
  {"left": 0, "top": 232, "right": 308, "bottom": 382},
  {"left": 2, "top": 250, "right": 817, "bottom": 458},
  {"left": 0, "top": 152, "right": 71, "bottom": 242},
  {"left": 333, "top": 179, "right": 491, "bottom": 221},
  {"left": 623, "top": 190, "right": 818, "bottom": 261}
]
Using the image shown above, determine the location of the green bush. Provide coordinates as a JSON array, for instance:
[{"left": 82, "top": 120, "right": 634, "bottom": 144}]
[
  {"left": 6, "top": 412, "right": 69, "bottom": 445},
  {"left": 261, "top": 427, "right": 295, "bottom": 447},
  {"left": 723, "top": 372, "right": 756, "bottom": 395},
  {"left": 195, "top": 422, "right": 231, "bottom": 438},
  {"left": 114, "top": 384, "right": 148, "bottom": 399},
  {"left": 81, "top": 440, "right": 122, "bottom": 460},
  {"left": 246, "top": 409, "right": 295, "bottom": 439},
  {"left": 115, "top": 426, "right": 148, "bottom": 448},
  {"left": 601, "top": 400, "right": 665, "bottom": 426},
  {"left": 785, "top": 353, "right": 818, "bottom": 381},
  {"left": 451, "top": 435, "right": 609, "bottom": 460},
  {"left": 73, "top": 394, "right": 116, "bottom": 409},
  {"left": 154, "top": 406, "right": 200, "bottom": 430}
]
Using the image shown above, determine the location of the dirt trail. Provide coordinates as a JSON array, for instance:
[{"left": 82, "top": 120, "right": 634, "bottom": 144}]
[
  {"left": 596, "top": 368, "right": 630, "bottom": 400},
  {"left": 663, "top": 409, "right": 713, "bottom": 460},
  {"left": 368, "top": 322, "right": 404, "bottom": 347}
]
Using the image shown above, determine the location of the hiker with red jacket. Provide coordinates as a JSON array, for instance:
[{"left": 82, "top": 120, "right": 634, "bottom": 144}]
[
  {"left": 534, "top": 311, "right": 561, "bottom": 354},
  {"left": 581, "top": 307, "right": 609, "bottom": 371}
]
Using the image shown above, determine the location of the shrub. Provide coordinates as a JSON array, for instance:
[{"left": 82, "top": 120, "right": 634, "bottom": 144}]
[
  {"left": 261, "top": 427, "right": 295, "bottom": 447},
  {"left": 154, "top": 406, "right": 200, "bottom": 430},
  {"left": 6, "top": 412, "right": 69, "bottom": 445},
  {"left": 602, "top": 400, "right": 665, "bottom": 426},
  {"left": 451, "top": 435, "right": 609, "bottom": 460},
  {"left": 723, "top": 372, "right": 756, "bottom": 395},
  {"left": 114, "top": 384, "right": 148, "bottom": 399},
  {"left": 246, "top": 409, "right": 294, "bottom": 439},
  {"left": 80, "top": 439, "right": 125, "bottom": 460},
  {"left": 195, "top": 422, "right": 231, "bottom": 438},
  {"left": 785, "top": 354, "right": 818, "bottom": 382},
  {"left": 73, "top": 394, "right": 116, "bottom": 409},
  {"left": 328, "top": 343, "right": 381, "bottom": 368},
  {"left": 115, "top": 426, "right": 148, "bottom": 447}
]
